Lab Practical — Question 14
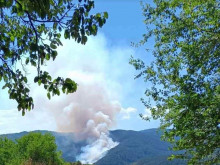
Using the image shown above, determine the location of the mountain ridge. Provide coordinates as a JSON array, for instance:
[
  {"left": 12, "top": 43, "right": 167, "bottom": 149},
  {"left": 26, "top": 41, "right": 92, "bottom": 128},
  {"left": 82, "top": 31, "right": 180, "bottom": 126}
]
[{"left": 0, "top": 129, "right": 186, "bottom": 165}]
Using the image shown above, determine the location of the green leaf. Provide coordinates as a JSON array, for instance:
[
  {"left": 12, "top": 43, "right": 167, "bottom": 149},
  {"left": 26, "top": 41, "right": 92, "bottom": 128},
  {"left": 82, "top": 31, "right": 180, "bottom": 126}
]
[
  {"left": 45, "top": 54, "right": 50, "bottom": 60},
  {"left": 38, "top": 79, "right": 42, "bottom": 85},
  {"left": 30, "top": 43, "right": 38, "bottom": 51},
  {"left": 47, "top": 92, "right": 51, "bottom": 100},
  {"left": 82, "top": 36, "right": 87, "bottom": 45},
  {"left": 23, "top": 77, "right": 27, "bottom": 83},
  {"left": 34, "top": 77, "right": 38, "bottom": 83},
  {"left": 53, "top": 22, "right": 58, "bottom": 30},
  {"left": 50, "top": 43, "right": 57, "bottom": 49},
  {"left": 64, "top": 30, "right": 70, "bottom": 39},
  {"left": 96, "top": 13, "right": 101, "bottom": 18},
  {"left": 10, "top": 35, "right": 15, "bottom": 41},
  {"left": 104, "top": 12, "right": 108, "bottom": 19},
  {"left": 22, "top": 110, "right": 25, "bottom": 116},
  {"left": 25, "top": 58, "right": 30, "bottom": 65}
]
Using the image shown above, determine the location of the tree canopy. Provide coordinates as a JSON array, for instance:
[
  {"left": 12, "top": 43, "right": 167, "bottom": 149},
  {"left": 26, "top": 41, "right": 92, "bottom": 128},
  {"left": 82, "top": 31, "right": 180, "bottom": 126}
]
[
  {"left": 0, "top": 132, "right": 65, "bottom": 165},
  {"left": 16, "top": 132, "right": 64, "bottom": 164},
  {"left": 130, "top": 0, "right": 220, "bottom": 164},
  {"left": 0, "top": 132, "right": 93, "bottom": 165},
  {"left": 0, "top": 0, "right": 108, "bottom": 115}
]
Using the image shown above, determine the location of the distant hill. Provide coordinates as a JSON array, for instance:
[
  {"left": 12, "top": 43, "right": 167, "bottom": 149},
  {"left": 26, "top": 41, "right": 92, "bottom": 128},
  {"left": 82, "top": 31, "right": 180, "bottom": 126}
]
[
  {"left": 0, "top": 129, "right": 186, "bottom": 165},
  {"left": 131, "top": 156, "right": 185, "bottom": 165},
  {"left": 96, "top": 129, "right": 185, "bottom": 165}
]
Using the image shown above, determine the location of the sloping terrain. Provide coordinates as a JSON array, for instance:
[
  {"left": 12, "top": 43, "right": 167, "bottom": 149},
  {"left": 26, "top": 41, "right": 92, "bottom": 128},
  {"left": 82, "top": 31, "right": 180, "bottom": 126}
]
[
  {"left": 0, "top": 129, "right": 185, "bottom": 165},
  {"left": 96, "top": 129, "right": 185, "bottom": 165}
]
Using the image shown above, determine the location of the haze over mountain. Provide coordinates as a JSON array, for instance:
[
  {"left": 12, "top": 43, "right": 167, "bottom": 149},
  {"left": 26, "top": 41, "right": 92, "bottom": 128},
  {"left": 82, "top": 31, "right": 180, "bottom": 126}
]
[{"left": 0, "top": 128, "right": 186, "bottom": 165}]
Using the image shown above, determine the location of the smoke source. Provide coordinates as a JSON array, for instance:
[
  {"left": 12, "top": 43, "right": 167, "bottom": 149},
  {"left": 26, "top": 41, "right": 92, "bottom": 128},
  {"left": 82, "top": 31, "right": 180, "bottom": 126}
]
[{"left": 77, "top": 132, "right": 119, "bottom": 164}]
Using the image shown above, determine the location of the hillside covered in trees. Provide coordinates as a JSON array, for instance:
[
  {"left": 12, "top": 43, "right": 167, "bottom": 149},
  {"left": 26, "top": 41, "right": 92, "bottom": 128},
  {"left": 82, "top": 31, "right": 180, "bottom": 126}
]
[{"left": 1, "top": 129, "right": 186, "bottom": 165}]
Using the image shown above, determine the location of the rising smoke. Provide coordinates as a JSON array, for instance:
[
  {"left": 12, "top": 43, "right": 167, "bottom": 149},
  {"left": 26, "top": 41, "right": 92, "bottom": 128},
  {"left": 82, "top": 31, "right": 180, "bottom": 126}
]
[
  {"left": 37, "top": 73, "right": 122, "bottom": 163},
  {"left": 31, "top": 35, "right": 137, "bottom": 163},
  {"left": 76, "top": 132, "right": 119, "bottom": 164}
]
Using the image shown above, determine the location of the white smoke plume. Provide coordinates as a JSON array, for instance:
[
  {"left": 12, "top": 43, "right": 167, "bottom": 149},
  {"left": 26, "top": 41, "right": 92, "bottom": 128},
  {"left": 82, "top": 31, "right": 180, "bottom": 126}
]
[
  {"left": 35, "top": 73, "right": 121, "bottom": 164},
  {"left": 0, "top": 33, "right": 141, "bottom": 163},
  {"left": 0, "top": 34, "right": 139, "bottom": 162},
  {"left": 39, "top": 77, "right": 121, "bottom": 140},
  {"left": 76, "top": 132, "right": 119, "bottom": 164},
  {"left": 30, "top": 34, "right": 136, "bottom": 163}
]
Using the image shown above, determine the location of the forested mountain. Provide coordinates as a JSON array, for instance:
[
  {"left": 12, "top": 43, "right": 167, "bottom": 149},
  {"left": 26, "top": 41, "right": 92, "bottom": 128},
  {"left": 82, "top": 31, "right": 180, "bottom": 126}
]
[
  {"left": 96, "top": 129, "right": 185, "bottom": 165},
  {"left": 0, "top": 129, "right": 186, "bottom": 164}
]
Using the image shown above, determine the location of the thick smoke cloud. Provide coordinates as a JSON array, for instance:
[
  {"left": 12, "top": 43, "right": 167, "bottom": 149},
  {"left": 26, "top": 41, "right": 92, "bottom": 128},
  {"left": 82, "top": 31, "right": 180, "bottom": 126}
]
[
  {"left": 39, "top": 75, "right": 121, "bottom": 140},
  {"left": 35, "top": 72, "right": 122, "bottom": 164},
  {"left": 31, "top": 34, "right": 137, "bottom": 163},
  {"left": 0, "top": 34, "right": 140, "bottom": 163}
]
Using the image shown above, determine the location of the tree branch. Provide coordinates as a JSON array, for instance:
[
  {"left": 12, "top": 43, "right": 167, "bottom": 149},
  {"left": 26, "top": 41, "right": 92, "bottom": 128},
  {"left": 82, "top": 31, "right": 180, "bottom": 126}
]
[
  {"left": 15, "top": 0, "right": 40, "bottom": 75},
  {"left": 0, "top": 55, "right": 13, "bottom": 74},
  {"left": 30, "top": 4, "right": 75, "bottom": 24}
]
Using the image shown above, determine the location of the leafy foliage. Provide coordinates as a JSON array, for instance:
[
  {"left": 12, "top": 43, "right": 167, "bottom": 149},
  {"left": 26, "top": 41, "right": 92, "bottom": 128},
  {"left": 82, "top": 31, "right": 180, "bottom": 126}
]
[
  {"left": 0, "top": 138, "right": 21, "bottom": 165},
  {"left": 130, "top": 0, "right": 220, "bottom": 164},
  {"left": 0, "top": 0, "right": 108, "bottom": 115},
  {"left": 0, "top": 132, "right": 66, "bottom": 165},
  {"left": 16, "top": 132, "right": 65, "bottom": 164}
]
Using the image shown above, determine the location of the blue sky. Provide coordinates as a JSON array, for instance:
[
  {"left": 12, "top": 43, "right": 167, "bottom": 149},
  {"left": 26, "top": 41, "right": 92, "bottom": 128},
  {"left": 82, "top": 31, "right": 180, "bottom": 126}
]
[
  {"left": 0, "top": 0, "right": 159, "bottom": 134},
  {"left": 94, "top": 0, "right": 158, "bottom": 130},
  {"left": 95, "top": 0, "right": 146, "bottom": 43}
]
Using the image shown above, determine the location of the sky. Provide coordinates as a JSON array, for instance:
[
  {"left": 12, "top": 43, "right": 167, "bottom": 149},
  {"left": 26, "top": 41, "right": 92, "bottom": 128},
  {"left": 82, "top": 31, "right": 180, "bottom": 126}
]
[{"left": 0, "top": 0, "right": 159, "bottom": 135}]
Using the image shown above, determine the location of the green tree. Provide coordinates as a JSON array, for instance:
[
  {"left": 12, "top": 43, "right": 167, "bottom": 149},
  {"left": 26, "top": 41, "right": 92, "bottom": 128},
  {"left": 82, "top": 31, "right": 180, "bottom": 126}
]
[
  {"left": 16, "top": 132, "right": 65, "bottom": 164},
  {"left": 0, "top": 0, "right": 108, "bottom": 115},
  {"left": 130, "top": 0, "right": 220, "bottom": 164},
  {"left": 72, "top": 161, "right": 82, "bottom": 165},
  {"left": 0, "top": 138, "right": 20, "bottom": 165},
  {"left": 0, "top": 132, "right": 67, "bottom": 165}
]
